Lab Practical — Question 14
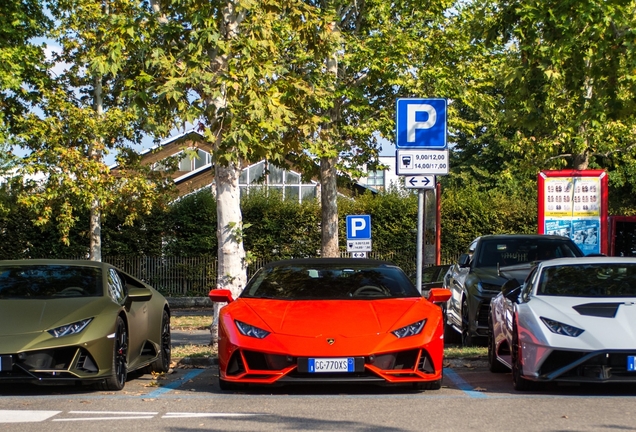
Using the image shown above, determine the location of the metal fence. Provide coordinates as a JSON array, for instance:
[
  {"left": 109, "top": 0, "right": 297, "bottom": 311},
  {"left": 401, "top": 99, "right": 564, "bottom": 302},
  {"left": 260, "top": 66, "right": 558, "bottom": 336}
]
[{"left": 100, "top": 250, "right": 459, "bottom": 297}]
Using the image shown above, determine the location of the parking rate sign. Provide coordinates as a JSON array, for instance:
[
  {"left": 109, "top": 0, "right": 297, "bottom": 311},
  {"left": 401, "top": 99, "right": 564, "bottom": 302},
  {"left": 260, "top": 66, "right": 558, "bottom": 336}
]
[{"left": 396, "top": 98, "right": 447, "bottom": 149}]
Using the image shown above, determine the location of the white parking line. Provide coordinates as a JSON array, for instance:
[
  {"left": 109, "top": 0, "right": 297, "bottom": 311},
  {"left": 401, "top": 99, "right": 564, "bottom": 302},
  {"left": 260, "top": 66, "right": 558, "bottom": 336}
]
[
  {"left": 163, "top": 413, "right": 258, "bottom": 418},
  {"left": 0, "top": 410, "right": 61, "bottom": 423},
  {"left": 53, "top": 416, "right": 155, "bottom": 422}
]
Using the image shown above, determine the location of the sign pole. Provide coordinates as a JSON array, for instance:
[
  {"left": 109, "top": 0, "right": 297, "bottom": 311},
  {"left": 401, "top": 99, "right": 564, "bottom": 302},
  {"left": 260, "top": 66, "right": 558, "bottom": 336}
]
[{"left": 416, "top": 189, "right": 424, "bottom": 293}]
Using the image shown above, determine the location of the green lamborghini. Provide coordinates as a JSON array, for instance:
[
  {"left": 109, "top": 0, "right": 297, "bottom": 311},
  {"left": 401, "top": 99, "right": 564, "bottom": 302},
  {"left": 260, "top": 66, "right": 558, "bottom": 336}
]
[{"left": 0, "top": 259, "right": 171, "bottom": 390}]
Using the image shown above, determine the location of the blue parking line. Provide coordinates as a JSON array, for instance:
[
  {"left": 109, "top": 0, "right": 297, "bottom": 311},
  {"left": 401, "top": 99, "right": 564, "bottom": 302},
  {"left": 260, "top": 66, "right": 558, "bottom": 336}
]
[
  {"left": 145, "top": 369, "right": 205, "bottom": 398},
  {"left": 443, "top": 368, "right": 488, "bottom": 399}
]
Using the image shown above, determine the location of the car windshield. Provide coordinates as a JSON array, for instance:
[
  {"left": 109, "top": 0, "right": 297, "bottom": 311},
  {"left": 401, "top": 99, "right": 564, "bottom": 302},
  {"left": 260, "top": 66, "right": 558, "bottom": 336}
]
[
  {"left": 538, "top": 263, "right": 636, "bottom": 297},
  {"left": 241, "top": 263, "right": 420, "bottom": 300},
  {"left": 0, "top": 265, "right": 103, "bottom": 299},
  {"left": 476, "top": 238, "right": 582, "bottom": 268}
]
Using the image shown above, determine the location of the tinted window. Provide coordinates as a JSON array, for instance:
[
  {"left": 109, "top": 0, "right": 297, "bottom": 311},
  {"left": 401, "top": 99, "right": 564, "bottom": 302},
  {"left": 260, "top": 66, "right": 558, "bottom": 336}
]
[
  {"left": 477, "top": 238, "right": 582, "bottom": 268},
  {"left": 0, "top": 265, "right": 102, "bottom": 299},
  {"left": 538, "top": 263, "right": 636, "bottom": 297},
  {"left": 242, "top": 263, "right": 419, "bottom": 300},
  {"left": 108, "top": 268, "right": 126, "bottom": 303}
]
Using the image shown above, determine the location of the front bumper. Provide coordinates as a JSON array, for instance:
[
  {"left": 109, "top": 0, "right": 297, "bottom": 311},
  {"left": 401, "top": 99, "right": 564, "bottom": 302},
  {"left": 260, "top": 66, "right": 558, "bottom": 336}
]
[
  {"left": 220, "top": 348, "right": 443, "bottom": 386},
  {"left": 0, "top": 346, "right": 105, "bottom": 385},
  {"left": 535, "top": 349, "right": 636, "bottom": 383}
]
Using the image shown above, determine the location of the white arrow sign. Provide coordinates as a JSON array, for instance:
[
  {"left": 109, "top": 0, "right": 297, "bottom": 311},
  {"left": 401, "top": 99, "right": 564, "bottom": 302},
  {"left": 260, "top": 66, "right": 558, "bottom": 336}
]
[
  {"left": 404, "top": 175, "right": 436, "bottom": 189},
  {"left": 350, "top": 252, "right": 367, "bottom": 258}
]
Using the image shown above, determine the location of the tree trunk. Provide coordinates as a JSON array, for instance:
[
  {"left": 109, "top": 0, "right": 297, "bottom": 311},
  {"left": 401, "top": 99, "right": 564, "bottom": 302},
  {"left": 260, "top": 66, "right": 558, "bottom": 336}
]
[
  {"left": 320, "top": 20, "right": 341, "bottom": 258},
  {"left": 573, "top": 152, "right": 589, "bottom": 170},
  {"left": 321, "top": 155, "right": 339, "bottom": 257},
  {"left": 211, "top": 158, "right": 247, "bottom": 345},
  {"left": 89, "top": 74, "right": 103, "bottom": 261}
]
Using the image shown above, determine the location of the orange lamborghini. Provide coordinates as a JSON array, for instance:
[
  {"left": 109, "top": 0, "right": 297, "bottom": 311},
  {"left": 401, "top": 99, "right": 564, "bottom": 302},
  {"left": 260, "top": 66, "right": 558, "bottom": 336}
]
[{"left": 208, "top": 258, "right": 451, "bottom": 391}]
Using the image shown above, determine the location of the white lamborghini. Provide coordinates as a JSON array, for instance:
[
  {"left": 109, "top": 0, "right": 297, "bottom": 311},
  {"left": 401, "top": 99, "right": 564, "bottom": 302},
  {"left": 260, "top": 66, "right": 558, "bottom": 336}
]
[{"left": 488, "top": 256, "right": 636, "bottom": 390}]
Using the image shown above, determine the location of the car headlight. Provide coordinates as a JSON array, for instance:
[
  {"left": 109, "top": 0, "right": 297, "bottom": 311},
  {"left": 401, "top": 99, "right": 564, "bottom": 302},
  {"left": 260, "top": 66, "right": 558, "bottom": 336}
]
[
  {"left": 392, "top": 320, "right": 426, "bottom": 338},
  {"left": 478, "top": 281, "right": 502, "bottom": 293},
  {"left": 540, "top": 317, "right": 584, "bottom": 337},
  {"left": 48, "top": 318, "right": 93, "bottom": 338},
  {"left": 235, "top": 320, "right": 270, "bottom": 339}
]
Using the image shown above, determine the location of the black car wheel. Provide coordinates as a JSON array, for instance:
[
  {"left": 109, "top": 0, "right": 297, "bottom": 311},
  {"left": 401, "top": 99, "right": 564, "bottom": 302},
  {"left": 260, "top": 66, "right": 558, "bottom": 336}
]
[
  {"left": 218, "top": 376, "right": 246, "bottom": 391},
  {"left": 99, "top": 316, "right": 128, "bottom": 391},
  {"left": 488, "top": 315, "right": 507, "bottom": 373},
  {"left": 150, "top": 310, "right": 171, "bottom": 373},
  {"left": 413, "top": 379, "right": 442, "bottom": 391},
  {"left": 460, "top": 298, "right": 473, "bottom": 347},
  {"left": 442, "top": 304, "right": 461, "bottom": 344}
]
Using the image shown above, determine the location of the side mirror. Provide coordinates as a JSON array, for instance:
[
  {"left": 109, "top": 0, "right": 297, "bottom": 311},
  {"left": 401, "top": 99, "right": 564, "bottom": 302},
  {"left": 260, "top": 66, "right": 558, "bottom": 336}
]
[
  {"left": 458, "top": 253, "right": 471, "bottom": 268},
  {"left": 128, "top": 286, "right": 153, "bottom": 302},
  {"left": 501, "top": 279, "right": 521, "bottom": 302},
  {"left": 208, "top": 288, "right": 234, "bottom": 303},
  {"left": 428, "top": 288, "right": 452, "bottom": 303}
]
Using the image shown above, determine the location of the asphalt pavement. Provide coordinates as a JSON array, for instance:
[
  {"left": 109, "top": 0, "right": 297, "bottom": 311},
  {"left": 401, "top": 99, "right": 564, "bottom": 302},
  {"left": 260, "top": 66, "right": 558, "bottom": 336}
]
[{"left": 171, "top": 307, "right": 214, "bottom": 347}]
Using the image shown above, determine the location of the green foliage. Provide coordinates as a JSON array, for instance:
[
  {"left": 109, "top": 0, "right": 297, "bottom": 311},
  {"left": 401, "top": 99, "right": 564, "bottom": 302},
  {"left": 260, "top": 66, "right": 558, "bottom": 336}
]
[
  {"left": 102, "top": 205, "right": 167, "bottom": 256},
  {"left": 242, "top": 188, "right": 322, "bottom": 261},
  {"left": 463, "top": 0, "right": 636, "bottom": 175},
  {"left": 338, "top": 191, "right": 419, "bottom": 253},
  {"left": 439, "top": 178, "right": 538, "bottom": 256},
  {"left": 163, "top": 189, "right": 218, "bottom": 256},
  {"left": 0, "top": 182, "right": 89, "bottom": 259}
]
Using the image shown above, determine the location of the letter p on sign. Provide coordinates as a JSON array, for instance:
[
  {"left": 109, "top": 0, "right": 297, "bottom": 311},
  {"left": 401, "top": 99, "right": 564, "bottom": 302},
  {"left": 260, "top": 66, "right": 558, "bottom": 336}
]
[{"left": 407, "top": 104, "right": 436, "bottom": 142}]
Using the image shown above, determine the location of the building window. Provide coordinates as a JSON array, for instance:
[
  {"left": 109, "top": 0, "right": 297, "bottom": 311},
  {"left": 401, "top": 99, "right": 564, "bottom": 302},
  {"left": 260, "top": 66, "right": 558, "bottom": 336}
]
[
  {"left": 177, "top": 149, "right": 211, "bottom": 172},
  {"left": 367, "top": 170, "right": 385, "bottom": 188},
  {"left": 239, "top": 161, "right": 317, "bottom": 203}
]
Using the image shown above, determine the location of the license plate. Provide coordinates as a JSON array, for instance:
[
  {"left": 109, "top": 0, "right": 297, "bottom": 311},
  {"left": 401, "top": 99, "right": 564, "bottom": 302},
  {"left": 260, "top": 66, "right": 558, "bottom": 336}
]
[
  {"left": 628, "top": 356, "right": 636, "bottom": 372},
  {"left": 308, "top": 357, "right": 354, "bottom": 373},
  {"left": 0, "top": 355, "right": 12, "bottom": 372}
]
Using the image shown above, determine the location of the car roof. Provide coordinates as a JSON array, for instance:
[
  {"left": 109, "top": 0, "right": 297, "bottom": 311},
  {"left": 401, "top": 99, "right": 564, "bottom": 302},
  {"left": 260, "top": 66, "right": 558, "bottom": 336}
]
[
  {"left": 0, "top": 259, "right": 107, "bottom": 268},
  {"left": 261, "top": 258, "right": 399, "bottom": 268},
  {"left": 477, "top": 234, "right": 576, "bottom": 241},
  {"left": 540, "top": 256, "right": 636, "bottom": 267}
]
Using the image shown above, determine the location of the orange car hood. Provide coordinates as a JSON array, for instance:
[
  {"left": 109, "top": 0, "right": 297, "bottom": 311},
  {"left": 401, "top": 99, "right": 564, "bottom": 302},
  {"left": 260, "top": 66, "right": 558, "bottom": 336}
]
[{"left": 239, "top": 298, "right": 422, "bottom": 337}]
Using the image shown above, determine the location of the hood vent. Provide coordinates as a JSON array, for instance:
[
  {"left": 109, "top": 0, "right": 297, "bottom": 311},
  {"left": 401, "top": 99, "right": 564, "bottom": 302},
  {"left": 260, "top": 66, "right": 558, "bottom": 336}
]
[{"left": 573, "top": 303, "right": 620, "bottom": 318}]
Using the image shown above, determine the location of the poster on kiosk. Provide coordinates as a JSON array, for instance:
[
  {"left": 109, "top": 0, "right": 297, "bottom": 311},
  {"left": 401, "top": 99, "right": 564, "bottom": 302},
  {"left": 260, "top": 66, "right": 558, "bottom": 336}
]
[{"left": 538, "top": 170, "right": 608, "bottom": 256}]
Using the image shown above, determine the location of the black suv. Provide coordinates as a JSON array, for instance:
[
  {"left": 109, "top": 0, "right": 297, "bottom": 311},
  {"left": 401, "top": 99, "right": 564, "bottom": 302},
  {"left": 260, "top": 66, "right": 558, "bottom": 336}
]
[{"left": 443, "top": 234, "right": 584, "bottom": 346}]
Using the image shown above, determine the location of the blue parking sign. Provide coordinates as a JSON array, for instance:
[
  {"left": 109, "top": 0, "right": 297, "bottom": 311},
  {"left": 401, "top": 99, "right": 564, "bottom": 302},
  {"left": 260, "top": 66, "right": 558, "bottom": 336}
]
[
  {"left": 346, "top": 215, "right": 371, "bottom": 240},
  {"left": 396, "top": 98, "right": 447, "bottom": 149}
]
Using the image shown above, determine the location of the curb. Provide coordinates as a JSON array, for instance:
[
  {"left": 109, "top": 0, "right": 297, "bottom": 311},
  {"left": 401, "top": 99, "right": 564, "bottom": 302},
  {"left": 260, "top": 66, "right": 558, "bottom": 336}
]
[{"left": 176, "top": 356, "right": 218, "bottom": 367}]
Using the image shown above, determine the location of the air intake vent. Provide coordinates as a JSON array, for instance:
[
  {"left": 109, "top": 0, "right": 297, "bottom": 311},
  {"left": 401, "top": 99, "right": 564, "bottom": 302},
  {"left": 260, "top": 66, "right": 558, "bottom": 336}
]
[{"left": 573, "top": 303, "right": 620, "bottom": 318}]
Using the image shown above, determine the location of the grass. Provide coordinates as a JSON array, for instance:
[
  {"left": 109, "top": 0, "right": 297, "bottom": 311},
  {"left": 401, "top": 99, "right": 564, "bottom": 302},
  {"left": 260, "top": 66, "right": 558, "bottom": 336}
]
[
  {"left": 171, "top": 315, "right": 211, "bottom": 331},
  {"left": 444, "top": 345, "right": 487, "bottom": 359}
]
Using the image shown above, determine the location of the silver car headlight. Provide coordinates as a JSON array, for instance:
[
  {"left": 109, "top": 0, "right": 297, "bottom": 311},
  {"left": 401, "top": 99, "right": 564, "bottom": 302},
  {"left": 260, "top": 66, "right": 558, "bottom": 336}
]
[
  {"left": 540, "top": 317, "right": 584, "bottom": 337},
  {"left": 392, "top": 320, "right": 426, "bottom": 338},
  {"left": 48, "top": 318, "right": 93, "bottom": 338},
  {"left": 235, "top": 320, "right": 270, "bottom": 339}
]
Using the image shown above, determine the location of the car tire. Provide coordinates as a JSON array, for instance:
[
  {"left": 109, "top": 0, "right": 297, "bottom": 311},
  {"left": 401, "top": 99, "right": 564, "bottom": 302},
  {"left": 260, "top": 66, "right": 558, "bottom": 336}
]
[
  {"left": 149, "top": 310, "right": 171, "bottom": 373},
  {"left": 98, "top": 316, "right": 128, "bottom": 391},
  {"left": 413, "top": 379, "right": 442, "bottom": 391},
  {"left": 218, "top": 376, "right": 246, "bottom": 391},
  {"left": 488, "top": 317, "right": 507, "bottom": 373},
  {"left": 460, "top": 298, "right": 473, "bottom": 347},
  {"left": 511, "top": 322, "right": 538, "bottom": 391},
  {"left": 442, "top": 304, "right": 461, "bottom": 344}
]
